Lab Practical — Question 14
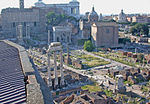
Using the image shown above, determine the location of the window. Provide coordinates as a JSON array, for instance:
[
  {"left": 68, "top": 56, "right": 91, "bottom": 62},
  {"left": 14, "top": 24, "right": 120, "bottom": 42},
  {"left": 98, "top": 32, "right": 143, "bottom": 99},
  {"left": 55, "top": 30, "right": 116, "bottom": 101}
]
[
  {"left": 13, "top": 22, "right": 16, "bottom": 27},
  {"left": 67, "top": 36, "right": 69, "bottom": 43},
  {"left": 71, "top": 8, "right": 76, "bottom": 14},
  {"left": 63, "top": 33, "right": 66, "bottom": 37},
  {"left": 61, "top": 35, "right": 63, "bottom": 41},
  {"left": 71, "top": 8, "right": 74, "bottom": 14},
  {"left": 24, "top": 22, "right": 26, "bottom": 27},
  {"left": 106, "top": 29, "right": 109, "bottom": 34},
  {"left": 73, "top": 8, "right": 76, "bottom": 14},
  {"left": 57, "top": 37, "right": 60, "bottom": 42},
  {"left": 34, "top": 22, "right": 36, "bottom": 27}
]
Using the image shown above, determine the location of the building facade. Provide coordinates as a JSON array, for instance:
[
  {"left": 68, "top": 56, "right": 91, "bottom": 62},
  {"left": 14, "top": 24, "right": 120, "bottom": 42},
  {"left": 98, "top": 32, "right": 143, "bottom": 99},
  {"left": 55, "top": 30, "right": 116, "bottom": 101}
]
[
  {"left": 79, "top": 7, "right": 98, "bottom": 39},
  {"left": 34, "top": 0, "right": 80, "bottom": 19},
  {"left": 1, "top": 0, "right": 79, "bottom": 38},
  {"left": 0, "top": 14, "right": 2, "bottom": 31},
  {"left": 118, "top": 10, "right": 127, "bottom": 23},
  {"left": 132, "top": 16, "right": 150, "bottom": 23},
  {"left": 1, "top": 0, "right": 66, "bottom": 38},
  {"left": 53, "top": 26, "right": 72, "bottom": 44},
  {"left": 91, "top": 22, "right": 118, "bottom": 48},
  {"left": 1, "top": 8, "right": 40, "bottom": 37}
]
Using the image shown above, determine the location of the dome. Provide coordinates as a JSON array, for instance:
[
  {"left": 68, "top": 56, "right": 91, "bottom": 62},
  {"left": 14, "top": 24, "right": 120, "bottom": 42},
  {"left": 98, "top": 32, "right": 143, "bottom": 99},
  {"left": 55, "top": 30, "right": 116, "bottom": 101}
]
[
  {"left": 70, "top": 0, "right": 79, "bottom": 3},
  {"left": 118, "top": 9, "right": 127, "bottom": 22},
  {"left": 89, "top": 7, "right": 98, "bottom": 17},
  {"left": 35, "top": 0, "right": 46, "bottom": 8},
  {"left": 69, "top": 0, "right": 79, "bottom": 4},
  {"left": 88, "top": 6, "right": 98, "bottom": 22},
  {"left": 119, "top": 10, "right": 126, "bottom": 18}
]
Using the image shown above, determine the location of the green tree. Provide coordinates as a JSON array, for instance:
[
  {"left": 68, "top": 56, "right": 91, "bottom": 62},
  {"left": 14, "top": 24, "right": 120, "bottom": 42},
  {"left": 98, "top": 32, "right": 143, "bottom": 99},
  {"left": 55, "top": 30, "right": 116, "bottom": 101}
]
[
  {"left": 46, "top": 12, "right": 67, "bottom": 26},
  {"left": 137, "top": 54, "right": 144, "bottom": 63},
  {"left": 130, "top": 22, "right": 137, "bottom": 26},
  {"left": 119, "top": 38, "right": 131, "bottom": 44},
  {"left": 46, "top": 12, "right": 57, "bottom": 25},
  {"left": 141, "top": 24, "right": 149, "bottom": 35},
  {"left": 46, "top": 12, "right": 77, "bottom": 26},
  {"left": 130, "top": 27, "right": 137, "bottom": 35},
  {"left": 130, "top": 23, "right": 149, "bottom": 36},
  {"left": 67, "top": 16, "right": 77, "bottom": 22},
  {"left": 84, "top": 40, "right": 94, "bottom": 52}
]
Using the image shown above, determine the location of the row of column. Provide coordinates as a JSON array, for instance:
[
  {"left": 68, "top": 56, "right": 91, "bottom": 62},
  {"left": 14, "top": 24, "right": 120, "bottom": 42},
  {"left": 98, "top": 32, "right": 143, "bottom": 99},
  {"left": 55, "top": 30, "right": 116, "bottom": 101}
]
[{"left": 47, "top": 50, "right": 64, "bottom": 88}]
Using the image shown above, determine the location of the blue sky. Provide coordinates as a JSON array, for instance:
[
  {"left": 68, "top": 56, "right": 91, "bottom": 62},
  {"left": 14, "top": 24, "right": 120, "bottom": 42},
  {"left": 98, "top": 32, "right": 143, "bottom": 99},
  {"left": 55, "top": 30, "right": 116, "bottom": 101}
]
[{"left": 0, "top": 0, "right": 150, "bottom": 15}]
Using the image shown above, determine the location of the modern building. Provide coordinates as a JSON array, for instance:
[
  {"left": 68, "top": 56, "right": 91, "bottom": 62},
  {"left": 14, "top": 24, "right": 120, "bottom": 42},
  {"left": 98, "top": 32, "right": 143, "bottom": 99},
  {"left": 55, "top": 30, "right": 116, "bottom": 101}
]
[
  {"left": 91, "top": 22, "right": 119, "bottom": 48},
  {"left": 34, "top": 0, "right": 80, "bottom": 19}
]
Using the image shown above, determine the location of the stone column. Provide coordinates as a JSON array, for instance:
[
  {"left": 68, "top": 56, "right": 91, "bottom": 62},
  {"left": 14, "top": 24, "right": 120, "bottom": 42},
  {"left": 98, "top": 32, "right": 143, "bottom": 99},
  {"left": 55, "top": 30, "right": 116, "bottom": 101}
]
[
  {"left": 118, "top": 77, "right": 124, "bottom": 89},
  {"left": 26, "top": 25, "right": 30, "bottom": 39},
  {"left": 17, "top": 25, "right": 24, "bottom": 45},
  {"left": 60, "top": 51, "right": 64, "bottom": 86},
  {"left": 47, "top": 53, "right": 52, "bottom": 87},
  {"left": 54, "top": 51, "right": 58, "bottom": 87},
  {"left": 48, "top": 30, "right": 50, "bottom": 45},
  {"left": 116, "top": 75, "right": 126, "bottom": 93}
]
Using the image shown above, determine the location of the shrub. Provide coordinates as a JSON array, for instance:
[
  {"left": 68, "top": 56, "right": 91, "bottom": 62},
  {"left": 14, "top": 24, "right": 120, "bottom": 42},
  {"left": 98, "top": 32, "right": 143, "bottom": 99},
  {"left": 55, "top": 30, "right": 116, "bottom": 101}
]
[{"left": 84, "top": 40, "right": 94, "bottom": 52}]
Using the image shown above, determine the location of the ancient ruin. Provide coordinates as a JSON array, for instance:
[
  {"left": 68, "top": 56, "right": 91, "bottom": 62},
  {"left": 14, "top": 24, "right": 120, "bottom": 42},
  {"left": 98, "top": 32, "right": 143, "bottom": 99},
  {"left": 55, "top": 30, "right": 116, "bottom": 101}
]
[
  {"left": 47, "top": 42, "right": 64, "bottom": 89},
  {"left": 16, "top": 25, "right": 24, "bottom": 45},
  {"left": 115, "top": 75, "right": 126, "bottom": 93}
]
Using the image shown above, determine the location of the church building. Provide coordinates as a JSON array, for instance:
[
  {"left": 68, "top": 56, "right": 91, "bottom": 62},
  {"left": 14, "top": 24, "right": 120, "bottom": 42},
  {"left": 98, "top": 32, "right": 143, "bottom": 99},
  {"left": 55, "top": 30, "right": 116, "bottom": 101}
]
[
  {"left": 79, "top": 6, "right": 99, "bottom": 39},
  {"left": 91, "top": 22, "right": 119, "bottom": 48},
  {"left": 118, "top": 10, "right": 128, "bottom": 23},
  {"left": 80, "top": 6, "right": 119, "bottom": 48}
]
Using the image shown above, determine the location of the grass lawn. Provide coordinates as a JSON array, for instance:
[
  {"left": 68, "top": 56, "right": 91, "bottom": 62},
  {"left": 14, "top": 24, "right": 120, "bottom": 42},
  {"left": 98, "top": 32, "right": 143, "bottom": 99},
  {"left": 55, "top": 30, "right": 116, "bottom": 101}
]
[
  {"left": 81, "top": 84, "right": 102, "bottom": 93},
  {"left": 76, "top": 54, "right": 110, "bottom": 68},
  {"left": 93, "top": 51, "right": 139, "bottom": 67},
  {"left": 104, "top": 89, "right": 113, "bottom": 97},
  {"left": 34, "top": 61, "right": 41, "bottom": 66},
  {"left": 82, "top": 60, "right": 110, "bottom": 68}
]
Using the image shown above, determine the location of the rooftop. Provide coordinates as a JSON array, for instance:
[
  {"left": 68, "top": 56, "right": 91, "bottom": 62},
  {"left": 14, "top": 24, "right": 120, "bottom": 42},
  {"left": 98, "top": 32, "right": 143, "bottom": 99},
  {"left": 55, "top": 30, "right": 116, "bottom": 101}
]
[
  {"left": 0, "top": 41, "right": 26, "bottom": 104},
  {"left": 0, "top": 40, "right": 53, "bottom": 104}
]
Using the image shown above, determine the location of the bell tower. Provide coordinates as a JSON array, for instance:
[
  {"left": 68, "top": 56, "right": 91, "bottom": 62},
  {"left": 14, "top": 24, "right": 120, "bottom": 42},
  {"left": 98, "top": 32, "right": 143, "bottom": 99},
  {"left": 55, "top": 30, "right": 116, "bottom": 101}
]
[{"left": 20, "top": 0, "right": 24, "bottom": 10}]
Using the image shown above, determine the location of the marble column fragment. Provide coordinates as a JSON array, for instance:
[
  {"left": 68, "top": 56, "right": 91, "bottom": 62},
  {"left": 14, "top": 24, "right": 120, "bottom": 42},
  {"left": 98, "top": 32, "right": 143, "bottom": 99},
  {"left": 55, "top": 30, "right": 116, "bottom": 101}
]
[
  {"left": 54, "top": 51, "right": 58, "bottom": 87},
  {"left": 60, "top": 51, "right": 64, "bottom": 86},
  {"left": 47, "top": 53, "right": 52, "bottom": 87}
]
